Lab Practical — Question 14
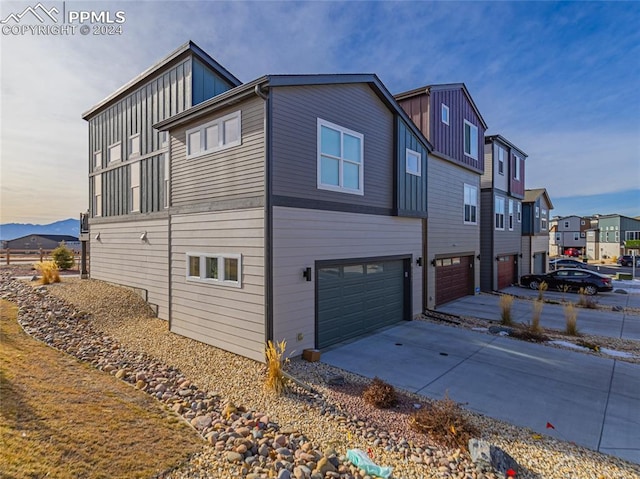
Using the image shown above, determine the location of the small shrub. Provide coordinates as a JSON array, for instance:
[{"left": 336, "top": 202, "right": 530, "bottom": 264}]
[
  {"left": 577, "top": 288, "right": 598, "bottom": 309},
  {"left": 530, "top": 299, "right": 544, "bottom": 333},
  {"left": 611, "top": 256, "right": 618, "bottom": 264},
  {"left": 51, "top": 241, "right": 75, "bottom": 270},
  {"left": 537, "top": 281, "right": 548, "bottom": 301},
  {"left": 264, "top": 340, "right": 288, "bottom": 395},
  {"left": 511, "top": 328, "right": 549, "bottom": 343},
  {"left": 499, "top": 294, "right": 514, "bottom": 326},
  {"left": 363, "top": 377, "right": 397, "bottom": 409},
  {"left": 35, "top": 261, "right": 60, "bottom": 285},
  {"left": 564, "top": 303, "right": 579, "bottom": 336},
  {"left": 409, "top": 394, "right": 478, "bottom": 451},
  {"left": 559, "top": 284, "right": 571, "bottom": 301}
]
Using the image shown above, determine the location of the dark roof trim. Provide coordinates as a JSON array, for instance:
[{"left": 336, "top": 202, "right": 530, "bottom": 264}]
[
  {"left": 6, "top": 234, "right": 79, "bottom": 242},
  {"left": 155, "top": 73, "right": 433, "bottom": 152},
  {"left": 485, "top": 134, "right": 528, "bottom": 158},
  {"left": 394, "top": 82, "right": 488, "bottom": 130},
  {"left": 524, "top": 188, "right": 553, "bottom": 209},
  {"left": 82, "top": 41, "right": 241, "bottom": 120}
]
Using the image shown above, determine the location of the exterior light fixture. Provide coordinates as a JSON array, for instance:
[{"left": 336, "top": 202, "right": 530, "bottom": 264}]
[
  {"left": 302, "top": 267, "right": 312, "bottom": 281},
  {"left": 140, "top": 231, "right": 148, "bottom": 242}
]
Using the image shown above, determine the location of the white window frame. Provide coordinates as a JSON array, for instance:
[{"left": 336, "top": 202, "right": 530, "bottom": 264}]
[
  {"left": 405, "top": 148, "right": 421, "bottom": 177},
  {"left": 185, "top": 252, "right": 242, "bottom": 288},
  {"left": 317, "top": 118, "right": 364, "bottom": 195},
  {"left": 441, "top": 104, "right": 449, "bottom": 125},
  {"left": 93, "top": 150, "right": 102, "bottom": 171},
  {"left": 130, "top": 161, "right": 140, "bottom": 213},
  {"left": 508, "top": 199, "right": 514, "bottom": 231},
  {"left": 108, "top": 141, "right": 122, "bottom": 164},
  {"left": 564, "top": 221, "right": 569, "bottom": 228},
  {"left": 129, "top": 133, "right": 141, "bottom": 159},
  {"left": 160, "top": 131, "right": 169, "bottom": 148},
  {"left": 536, "top": 207, "right": 540, "bottom": 218},
  {"left": 517, "top": 202, "right": 521, "bottom": 223},
  {"left": 463, "top": 183, "right": 477, "bottom": 225},
  {"left": 93, "top": 174, "right": 102, "bottom": 217},
  {"left": 163, "top": 153, "right": 170, "bottom": 209},
  {"left": 495, "top": 196, "right": 505, "bottom": 230},
  {"left": 514, "top": 154, "right": 521, "bottom": 180},
  {"left": 541, "top": 209, "right": 548, "bottom": 230},
  {"left": 186, "top": 110, "right": 242, "bottom": 159},
  {"left": 463, "top": 120, "right": 478, "bottom": 160},
  {"left": 497, "top": 146, "right": 505, "bottom": 175}
]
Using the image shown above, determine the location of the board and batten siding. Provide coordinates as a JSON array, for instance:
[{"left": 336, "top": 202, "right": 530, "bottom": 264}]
[
  {"left": 89, "top": 217, "right": 169, "bottom": 319},
  {"left": 170, "top": 96, "right": 265, "bottom": 207},
  {"left": 270, "top": 84, "right": 394, "bottom": 209},
  {"left": 426, "top": 156, "right": 480, "bottom": 310},
  {"left": 272, "top": 206, "right": 423, "bottom": 354},
  {"left": 396, "top": 117, "right": 428, "bottom": 216},
  {"left": 170, "top": 208, "right": 265, "bottom": 362}
]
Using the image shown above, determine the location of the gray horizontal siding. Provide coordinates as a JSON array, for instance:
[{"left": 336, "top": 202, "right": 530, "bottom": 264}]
[
  {"left": 170, "top": 97, "right": 265, "bottom": 206},
  {"left": 271, "top": 84, "right": 394, "bottom": 209},
  {"left": 170, "top": 208, "right": 265, "bottom": 362},
  {"left": 89, "top": 218, "right": 169, "bottom": 319}
]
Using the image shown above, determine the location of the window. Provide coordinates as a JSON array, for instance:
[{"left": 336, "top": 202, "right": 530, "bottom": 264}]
[
  {"left": 581, "top": 220, "right": 586, "bottom": 226},
  {"left": 513, "top": 154, "right": 521, "bottom": 180},
  {"left": 130, "top": 162, "right": 140, "bottom": 213},
  {"left": 93, "top": 174, "right": 102, "bottom": 217},
  {"left": 463, "top": 120, "right": 478, "bottom": 160},
  {"left": 517, "top": 202, "right": 521, "bottom": 222},
  {"left": 186, "top": 110, "right": 241, "bottom": 158},
  {"left": 536, "top": 207, "right": 540, "bottom": 218},
  {"left": 564, "top": 221, "right": 569, "bottom": 228},
  {"left": 574, "top": 233, "right": 579, "bottom": 241},
  {"left": 317, "top": 118, "right": 364, "bottom": 195},
  {"left": 93, "top": 151, "right": 102, "bottom": 170},
  {"left": 626, "top": 231, "right": 640, "bottom": 241},
  {"left": 508, "top": 200, "right": 514, "bottom": 230},
  {"left": 615, "top": 231, "right": 620, "bottom": 242},
  {"left": 108, "top": 142, "right": 122, "bottom": 163},
  {"left": 541, "top": 209, "right": 548, "bottom": 230},
  {"left": 405, "top": 148, "right": 421, "bottom": 176},
  {"left": 580, "top": 232, "right": 586, "bottom": 238},
  {"left": 186, "top": 253, "right": 241, "bottom": 287},
  {"left": 129, "top": 134, "right": 141, "bottom": 158},
  {"left": 495, "top": 196, "right": 505, "bottom": 230},
  {"left": 441, "top": 104, "right": 449, "bottom": 125},
  {"left": 497, "top": 146, "right": 505, "bottom": 175},
  {"left": 163, "top": 154, "right": 170, "bottom": 209},
  {"left": 160, "top": 131, "right": 168, "bottom": 148},
  {"left": 463, "top": 184, "right": 477, "bottom": 224},
  {"left": 555, "top": 233, "right": 561, "bottom": 242}
]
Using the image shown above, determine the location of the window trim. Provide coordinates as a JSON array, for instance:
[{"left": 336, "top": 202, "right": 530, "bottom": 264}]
[
  {"left": 405, "top": 148, "right": 422, "bottom": 177},
  {"left": 93, "top": 174, "right": 102, "bottom": 217},
  {"left": 163, "top": 153, "right": 170, "bottom": 209},
  {"left": 495, "top": 196, "right": 505, "bottom": 230},
  {"left": 108, "top": 141, "right": 122, "bottom": 164},
  {"left": 185, "top": 252, "right": 242, "bottom": 288},
  {"left": 463, "top": 183, "right": 478, "bottom": 225},
  {"left": 130, "top": 161, "right": 140, "bottom": 213},
  {"left": 160, "top": 130, "right": 169, "bottom": 148},
  {"left": 317, "top": 118, "right": 364, "bottom": 196},
  {"left": 497, "top": 146, "right": 505, "bottom": 175},
  {"left": 508, "top": 199, "right": 514, "bottom": 231},
  {"left": 463, "top": 120, "right": 478, "bottom": 160},
  {"left": 514, "top": 153, "right": 521, "bottom": 180},
  {"left": 441, "top": 104, "right": 449, "bottom": 125},
  {"left": 129, "top": 133, "right": 141, "bottom": 159},
  {"left": 185, "top": 110, "right": 242, "bottom": 159},
  {"left": 93, "top": 150, "right": 102, "bottom": 171},
  {"left": 541, "top": 209, "right": 548, "bottom": 230},
  {"left": 517, "top": 202, "right": 521, "bottom": 223}
]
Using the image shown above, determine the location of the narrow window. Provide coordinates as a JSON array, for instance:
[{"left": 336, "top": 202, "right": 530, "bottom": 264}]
[
  {"left": 517, "top": 202, "right": 521, "bottom": 222},
  {"left": 541, "top": 209, "right": 548, "bottom": 230},
  {"left": 405, "top": 148, "right": 421, "bottom": 176},
  {"left": 317, "top": 118, "right": 364, "bottom": 195},
  {"left": 464, "top": 184, "right": 477, "bottom": 224},
  {"left": 464, "top": 120, "right": 478, "bottom": 160},
  {"left": 508, "top": 199, "right": 514, "bottom": 231},
  {"left": 130, "top": 162, "right": 140, "bottom": 213},
  {"left": 441, "top": 104, "right": 449, "bottom": 125},
  {"left": 93, "top": 151, "right": 102, "bottom": 170},
  {"left": 160, "top": 131, "right": 168, "bottom": 148},
  {"left": 108, "top": 142, "right": 122, "bottom": 163},
  {"left": 497, "top": 146, "right": 505, "bottom": 175},
  {"left": 93, "top": 174, "right": 102, "bottom": 217},
  {"left": 514, "top": 154, "right": 521, "bottom": 180},
  {"left": 129, "top": 134, "right": 141, "bottom": 158},
  {"left": 495, "top": 197, "right": 505, "bottom": 230},
  {"left": 163, "top": 154, "right": 170, "bottom": 209},
  {"left": 187, "top": 130, "right": 201, "bottom": 156}
]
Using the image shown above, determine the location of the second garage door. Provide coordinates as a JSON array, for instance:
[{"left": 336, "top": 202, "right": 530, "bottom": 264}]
[
  {"left": 317, "top": 258, "right": 408, "bottom": 349},
  {"left": 435, "top": 255, "right": 474, "bottom": 306},
  {"left": 497, "top": 255, "right": 517, "bottom": 290}
]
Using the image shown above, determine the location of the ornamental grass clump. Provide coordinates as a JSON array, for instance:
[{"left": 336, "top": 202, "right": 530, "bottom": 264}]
[
  {"left": 578, "top": 288, "right": 598, "bottom": 309},
  {"left": 264, "top": 339, "right": 288, "bottom": 395},
  {"left": 564, "top": 303, "right": 579, "bottom": 336},
  {"left": 409, "top": 394, "right": 478, "bottom": 451},
  {"left": 537, "top": 281, "right": 548, "bottom": 301},
  {"left": 499, "top": 294, "right": 514, "bottom": 326},
  {"left": 529, "top": 299, "right": 544, "bottom": 334},
  {"left": 363, "top": 377, "right": 397, "bottom": 409},
  {"left": 35, "top": 261, "right": 60, "bottom": 285}
]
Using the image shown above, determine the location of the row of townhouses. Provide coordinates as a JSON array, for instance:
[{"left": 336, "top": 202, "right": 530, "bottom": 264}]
[{"left": 83, "top": 42, "right": 553, "bottom": 361}]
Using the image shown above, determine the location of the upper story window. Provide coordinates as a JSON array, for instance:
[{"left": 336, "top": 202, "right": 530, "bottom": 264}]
[
  {"left": 495, "top": 196, "right": 505, "bottom": 230},
  {"left": 463, "top": 183, "right": 477, "bottom": 224},
  {"left": 93, "top": 150, "right": 102, "bottom": 171},
  {"left": 508, "top": 200, "right": 514, "bottom": 231},
  {"left": 625, "top": 231, "right": 640, "bottom": 241},
  {"left": 186, "top": 110, "right": 241, "bottom": 159},
  {"left": 93, "top": 174, "right": 102, "bottom": 217},
  {"left": 160, "top": 131, "right": 169, "bottom": 148},
  {"left": 186, "top": 252, "right": 242, "bottom": 288},
  {"left": 513, "top": 154, "right": 521, "bottom": 180},
  {"left": 441, "top": 104, "right": 449, "bottom": 125},
  {"left": 517, "top": 202, "right": 521, "bottom": 222},
  {"left": 130, "top": 161, "right": 140, "bottom": 213},
  {"left": 541, "top": 209, "right": 548, "bottom": 230},
  {"left": 564, "top": 221, "right": 569, "bottom": 228},
  {"left": 497, "top": 146, "right": 505, "bottom": 175},
  {"left": 555, "top": 233, "right": 561, "bottom": 242},
  {"left": 580, "top": 219, "right": 586, "bottom": 225},
  {"left": 406, "top": 148, "right": 421, "bottom": 177},
  {"left": 163, "top": 154, "right": 170, "bottom": 209},
  {"left": 108, "top": 142, "right": 122, "bottom": 163},
  {"left": 129, "top": 134, "right": 141, "bottom": 158},
  {"left": 317, "top": 118, "right": 364, "bottom": 195},
  {"left": 463, "top": 120, "right": 478, "bottom": 160}
]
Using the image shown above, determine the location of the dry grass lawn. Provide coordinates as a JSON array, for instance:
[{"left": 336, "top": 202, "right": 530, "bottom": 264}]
[{"left": 0, "top": 300, "right": 204, "bottom": 479}]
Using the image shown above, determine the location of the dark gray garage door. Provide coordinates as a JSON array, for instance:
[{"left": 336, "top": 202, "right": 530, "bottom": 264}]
[
  {"left": 317, "top": 259, "right": 408, "bottom": 349},
  {"left": 534, "top": 252, "right": 546, "bottom": 274}
]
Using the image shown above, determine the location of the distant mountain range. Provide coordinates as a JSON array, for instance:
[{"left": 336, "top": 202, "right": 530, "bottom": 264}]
[{"left": 0, "top": 218, "right": 80, "bottom": 241}]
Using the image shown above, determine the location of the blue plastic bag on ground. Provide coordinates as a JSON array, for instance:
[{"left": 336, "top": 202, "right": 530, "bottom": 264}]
[{"left": 346, "top": 448, "right": 393, "bottom": 478}]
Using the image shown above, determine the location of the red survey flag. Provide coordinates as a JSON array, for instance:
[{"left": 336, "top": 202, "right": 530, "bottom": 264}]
[{"left": 546, "top": 422, "right": 555, "bottom": 429}]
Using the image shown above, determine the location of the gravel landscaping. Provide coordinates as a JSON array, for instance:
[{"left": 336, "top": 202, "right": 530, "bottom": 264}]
[{"left": 1, "top": 270, "right": 639, "bottom": 479}]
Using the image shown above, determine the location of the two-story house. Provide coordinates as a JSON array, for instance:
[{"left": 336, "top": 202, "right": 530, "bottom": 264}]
[
  {"left": 521, "top": 188, "right": 553, "bottom": 275},
  {"left": 591, "top": 214, "right": 640, "bottom": 259},
  {"left": 85, "top": 43, "right": 432, "bottom": 361},
  {"left": 395, "top": 84, "right": 487, "bottom": 308},
  {"left": 479, "top": 135, "right": 526, "bottom": 291},
  {"left": 549, "top": 215, "right": 588, "bottom": 257}
]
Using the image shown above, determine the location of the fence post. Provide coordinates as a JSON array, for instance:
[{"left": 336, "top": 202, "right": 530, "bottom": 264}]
[
  {"left": 39, "top": 248, "right": 44, "bottom": 262},
  {"left": 5, "top": 249, "right": 9, "bottom": 265}
]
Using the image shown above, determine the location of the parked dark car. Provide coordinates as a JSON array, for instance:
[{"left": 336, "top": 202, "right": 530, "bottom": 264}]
[
  {"left": 617, "top": 255, "right": 640, "bottom": 267},
  {"left": 549, "top": 259, "right": 589, "bottom": 271},
  {"left": 520, "top": 268, "right": 613, "bottom": 295}
]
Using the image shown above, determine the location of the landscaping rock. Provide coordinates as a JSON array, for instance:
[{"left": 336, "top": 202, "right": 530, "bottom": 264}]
[{"left": 468, "top": 438, "right": 519, "bottom": 475}]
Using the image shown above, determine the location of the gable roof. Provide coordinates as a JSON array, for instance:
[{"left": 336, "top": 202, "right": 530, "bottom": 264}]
[
  {"left": 393, "top": 82, "right": 488, "bottom": 129},
  {"left": 7, "top": 234, "right": 78, "bottom": 243},
  {"left": 154, "top": 73, "right": 434, "bottom": 152},
  {"left": 523, "top": 188, "right": 554, "bottom": 209},
  {"left": 485, "top": 134, "right": 528, "bottom": 158},
  {"left": 82, "top": 41, "right": 241, "bottom": 120}
]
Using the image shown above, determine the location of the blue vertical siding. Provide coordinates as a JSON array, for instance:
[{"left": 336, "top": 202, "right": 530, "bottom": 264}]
[
  {"left": 396, "top": 118, "right": 428, "bottom": 217},
  {"left": 192, "top": 58, "right": 235, "bottom": 105}
]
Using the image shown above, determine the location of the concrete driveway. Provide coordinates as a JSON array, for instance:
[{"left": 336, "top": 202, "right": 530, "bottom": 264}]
[{"left": 321, "top": 320, "right": 640, "bottom": 464}]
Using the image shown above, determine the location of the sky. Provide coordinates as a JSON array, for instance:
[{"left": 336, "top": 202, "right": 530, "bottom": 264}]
[{"left": 0, "top": 0, "right": 639, "bottom": 224}]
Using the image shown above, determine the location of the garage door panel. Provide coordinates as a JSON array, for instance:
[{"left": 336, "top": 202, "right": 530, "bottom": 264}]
[
  {"left": 435, "top": 255, "right": 473, "bottom": 306},
  {"left": 497, "top": 255, "right": 515, "bottom": 290}
]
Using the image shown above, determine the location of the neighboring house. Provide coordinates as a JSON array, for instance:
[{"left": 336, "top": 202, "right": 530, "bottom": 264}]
[
  {"left": 2, "top": 234, "right": 80, "bottom": 252},
  {"left": 82, "top": 41, "right": 241, "bottom": 321},
  {"left": 85, "top": 42, "right": 432, "bottom": 361},
  {"left": 592, "top": 214, "right": 640, "bottom": 259},
  {"left": 395, "top": 83, "right": 487, "bottom": 308},
  {"left": 550, "top": 215, "right": 588, "bottom": 256},
  {"left": 479, "top": 135, "right": 526, "bottom": 291},
  {"left": 521, "top": 188, "right": 554, "bottom": 275}
]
